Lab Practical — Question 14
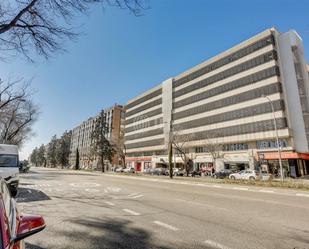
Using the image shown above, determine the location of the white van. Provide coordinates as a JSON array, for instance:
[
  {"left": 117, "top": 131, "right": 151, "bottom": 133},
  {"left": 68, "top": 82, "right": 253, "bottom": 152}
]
[{"left": 0, "top": 144, "right": 20, "bottom": 196}]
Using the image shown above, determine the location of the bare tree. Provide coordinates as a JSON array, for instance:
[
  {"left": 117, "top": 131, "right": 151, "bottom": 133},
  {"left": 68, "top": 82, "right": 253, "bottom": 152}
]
[
  {"left": 203, "top": 132, "right": 225, "bottom": 170},
  {"left": 0, "top": 78, "right": 38, "bottom": 146},
  {"left": 169, "top": 129, "right": 194, "bottom": 177},
  {"left": 0, "top": 0, "right": 148, "bottom": 60}
]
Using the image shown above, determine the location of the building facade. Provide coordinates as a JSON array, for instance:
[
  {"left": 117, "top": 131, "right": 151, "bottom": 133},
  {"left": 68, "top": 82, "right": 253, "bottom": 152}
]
[
  {"left": 124, "top": 28, "right": 309, "bottom": 177},
  {"left": 70, "top": 104, "right": 124, "bottom": 169}
]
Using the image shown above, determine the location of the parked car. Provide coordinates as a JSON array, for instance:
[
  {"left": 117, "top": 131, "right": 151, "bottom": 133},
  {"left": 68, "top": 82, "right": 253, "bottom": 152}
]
[
  {"left": 260, "top": 172, "right": 274, "bottom": 181},
  {"left": 115, "top": 167, "right": 124, "bottom": 173},
  {"left": 143, "top": 168, "right": 152, "bottom": 174},
  {"left": 212, "top": 169, "right": 232, "bottom": 179},
  {"left": 151, "top": 168, "right": 166, "bottom": 176},
  {"left": 173, "top": 168, "right": 185, "bottom": 176},
  {"left": 190, "top": 170, "right": 202, "bottom": 177},
  {"left": 0, "top": 178, "right": 46, "bottom": 249},
  {"left": 123, "top": 167, "right": 135, "bottom": 173},
  {"left": 0, "top": 144, "right": 20, "bottom": 197},
  {"left": 229, "top": 170, "right": 260, "bottom": 180}
]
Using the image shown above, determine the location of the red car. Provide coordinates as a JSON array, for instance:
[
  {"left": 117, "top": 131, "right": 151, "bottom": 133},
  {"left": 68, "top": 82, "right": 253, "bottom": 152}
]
[{"left": 0, "top": 179, "right": 45, "bottom": 249}]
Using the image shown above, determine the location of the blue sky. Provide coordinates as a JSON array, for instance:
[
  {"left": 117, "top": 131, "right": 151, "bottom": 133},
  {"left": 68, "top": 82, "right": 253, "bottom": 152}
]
[{"left": 1, "top": 0, "right": 309, "bottom": 159}]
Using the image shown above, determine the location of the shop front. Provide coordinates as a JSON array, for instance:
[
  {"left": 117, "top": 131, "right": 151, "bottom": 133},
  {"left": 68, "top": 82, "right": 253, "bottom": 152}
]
[
  {"left": 125, "top": 157, "right": 152, "bottom": 172},
  {"left": 256, "top": 152, "right": 309, "bottom": 178}
]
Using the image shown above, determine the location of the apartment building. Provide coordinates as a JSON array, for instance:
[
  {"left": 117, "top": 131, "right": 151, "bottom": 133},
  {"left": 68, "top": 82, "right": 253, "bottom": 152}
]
[
  {"left": 70, "top": 104, "right": 124, "bottom": 169},
  {"left": 124, "top": 28, "right": 309, "bottom": 177}
]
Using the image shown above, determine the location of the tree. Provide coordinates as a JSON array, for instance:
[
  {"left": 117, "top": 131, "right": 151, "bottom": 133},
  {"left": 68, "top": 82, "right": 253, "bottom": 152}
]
[
  {"left": 203, "top": 132, "right": 225, "bottom": 170},
  {"left": 56, "top": 130, "right": 72, "bottom": 168},
  {"left": 30, "top": 147, "right": 38, "bottom": 166},
  {"left": 46, "top": 135, "right": 58, "bottom": 167},
  {"left": 91, "top": 110, "right": 113, "bottom": 172},
  {"left": 111, "top": 129, "right": 126, "bottom": 167},
  {"left": 75, "top": 147, "right": 80, "bottom": 170},
  {"left": 170, "top": 130, "right": 194, "bottom": 177},
  {"left": 0, "top": 0, "right": 148, "bottom": 60},
  {"left": 0, "top": 78, "right": 38, "bottom": 146},
  {"left": 37, "top": 144, "right": 46, "bottom": 166}
]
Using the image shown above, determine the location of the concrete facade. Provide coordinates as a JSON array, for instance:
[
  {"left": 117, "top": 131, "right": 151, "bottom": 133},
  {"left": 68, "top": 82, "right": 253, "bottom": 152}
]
[
  {"left": 70, "top": 104, "right": 124, "bottom": 169},
  {"left": 124, "top": 28, "right": 309, "bottom": 177}
]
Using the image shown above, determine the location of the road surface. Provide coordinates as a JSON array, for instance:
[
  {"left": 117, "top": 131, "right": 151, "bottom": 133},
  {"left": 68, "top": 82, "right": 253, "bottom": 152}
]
[{"left": 17, "top": 168, "right": 309, "bottom": 249}]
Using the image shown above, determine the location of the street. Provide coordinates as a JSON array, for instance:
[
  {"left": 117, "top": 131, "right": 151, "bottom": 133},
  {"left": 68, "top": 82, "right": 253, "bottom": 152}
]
[{"left": 17, "top": 168, "right": 309, "bottom": 249}]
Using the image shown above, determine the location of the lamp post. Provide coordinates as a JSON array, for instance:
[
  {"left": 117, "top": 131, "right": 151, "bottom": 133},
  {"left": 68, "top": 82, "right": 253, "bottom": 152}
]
[{"left": 261, "top": 94, "right": 284, "bottom": 181}]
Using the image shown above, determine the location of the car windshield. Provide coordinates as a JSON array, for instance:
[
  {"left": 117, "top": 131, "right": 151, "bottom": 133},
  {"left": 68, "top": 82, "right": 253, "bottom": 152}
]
[{"left": 0, "top": 154, "right": 18, "bottom": 167}]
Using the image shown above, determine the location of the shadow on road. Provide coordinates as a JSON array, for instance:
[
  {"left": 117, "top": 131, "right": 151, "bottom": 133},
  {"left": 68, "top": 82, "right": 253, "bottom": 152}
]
[
  {"left": 55, "top": 217, "right": 177, "bottom": 249},
  {"left": 25, "top": 242, "right": 45, "bottom": 249},
  {"left": 16, "top": 187, "right": 51, "bottom": 203}
]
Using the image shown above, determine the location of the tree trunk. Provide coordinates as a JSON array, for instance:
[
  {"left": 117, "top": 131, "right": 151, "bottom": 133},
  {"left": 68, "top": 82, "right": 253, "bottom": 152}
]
[
  {"left": 101, "top": 155, "right": 105, "bottom": 173},
  {"left": 168, "top": 142, "right": 173, "bottom": 179}
]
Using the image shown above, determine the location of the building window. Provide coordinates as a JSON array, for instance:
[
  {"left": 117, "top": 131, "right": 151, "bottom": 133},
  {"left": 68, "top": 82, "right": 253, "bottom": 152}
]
[
  {"left": 195, "top": 147, "right": 209, "bottom": 153},
  {"left": 223, "top": 143, "right": 248, "bottom": 151},
  {"left": 256, "top": 140, "right": 287, "bottom": 149}
]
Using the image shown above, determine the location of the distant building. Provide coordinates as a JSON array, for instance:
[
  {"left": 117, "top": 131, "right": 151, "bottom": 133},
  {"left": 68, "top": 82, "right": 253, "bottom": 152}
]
[
  {"left": 69, "top": 104, "right": 124, "bottom": 169},
  {"left": 124, "top": 28, "right": 309, "bottom": 177}
]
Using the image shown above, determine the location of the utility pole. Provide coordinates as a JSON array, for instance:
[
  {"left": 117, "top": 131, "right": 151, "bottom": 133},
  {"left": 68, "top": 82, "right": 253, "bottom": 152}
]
[{"left": 261, "top": 94, "right": 284, "bottom": 181}]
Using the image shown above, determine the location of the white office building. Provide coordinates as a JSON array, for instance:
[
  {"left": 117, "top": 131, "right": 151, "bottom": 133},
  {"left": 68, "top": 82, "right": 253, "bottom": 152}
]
[{"left": 124, "top": 28, "right": 309, "bottom": 177}]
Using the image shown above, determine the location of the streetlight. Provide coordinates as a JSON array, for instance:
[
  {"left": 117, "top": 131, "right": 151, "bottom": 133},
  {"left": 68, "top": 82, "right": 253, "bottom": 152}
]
[{"left": 261, "top": 94, "right": 284, "bottom": 181}]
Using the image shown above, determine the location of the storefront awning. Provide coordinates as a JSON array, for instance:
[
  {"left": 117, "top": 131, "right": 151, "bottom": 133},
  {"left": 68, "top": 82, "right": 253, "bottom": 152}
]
[{"left": 257, "top": 152, "right": 309, "bottom": 160}]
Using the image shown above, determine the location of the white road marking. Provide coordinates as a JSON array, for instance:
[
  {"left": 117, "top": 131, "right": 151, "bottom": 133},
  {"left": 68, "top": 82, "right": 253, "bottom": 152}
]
[
  {"left": 175, "top": 199, "right": 228, "bottom": 211},
  {"left": 296, "top": 193, "right": 309, "bottom": 198},
  {"left": 106, "top": 187, "right": 121, "bottom": 192},
  {"left": 212, "top": 185, "right": 222, "bottom": 188},
  {"left": 85, "top": 188, "right": 99, "bottom": 192},
  {"left": 104, "top": 201, "right": 115, "bottom": 206},
  {"left": 204, "top": 240, "right": 231, "bottom": 249},
  {"left": 122, "top": 209, "right": 140, "bottom": 216},
  {"left": 69, "top": 182, "right": 100, "bottom": 187},
  {"left": 233, "top": 187, "right": 248, "bottom": 191},
  {"left": 129, "top": 194, "right": 144, "bottom": 199},
  {"left": 153, "top": 221, "right": 179, "bottom": 231},
  {"left": 259, "top": 189, "right": 274, "bottom": 193},
  {"left": 128, "top": 193, "right": 139, "bottom": 197}
]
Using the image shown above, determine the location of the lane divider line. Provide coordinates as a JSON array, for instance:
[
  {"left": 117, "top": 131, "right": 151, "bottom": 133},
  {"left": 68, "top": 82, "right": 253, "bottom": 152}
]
[
  {"left": 122, "top": 209, "right": 140, "bottom": 216},
  {"left": 104, "top": 201, "right": 115, "bottom": 206},
  {"left": 296, "top": 193, "right": 309, "bottom": 198},
  {"left": 259, "top": 189, "right": 274, "bottom": 193},
  {"left": 130, "top": 194, "right": 144, "bottom": 199},
  {"left": 204, "top": 240, "right": 232, "bottom": 249},
  {"left": 233, "top": 187, "right": 248, "bottom": 191},
  {"left": 153, "top": 221, "right": 179, "bottom": 231}
]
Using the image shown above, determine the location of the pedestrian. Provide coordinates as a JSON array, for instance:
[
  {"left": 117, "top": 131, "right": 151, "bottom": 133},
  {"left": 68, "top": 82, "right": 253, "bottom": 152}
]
[{"left": 211, "top": 167, "right": 215, "bottom": 176}]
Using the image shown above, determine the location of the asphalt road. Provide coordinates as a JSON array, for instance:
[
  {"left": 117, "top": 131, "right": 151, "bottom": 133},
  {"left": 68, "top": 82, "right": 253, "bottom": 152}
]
[{"left": 17, "top": 168, "right": 309, "bottom": 249}]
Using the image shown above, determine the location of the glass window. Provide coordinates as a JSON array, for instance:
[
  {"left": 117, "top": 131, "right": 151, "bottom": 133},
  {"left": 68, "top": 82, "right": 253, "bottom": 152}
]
[{"left": 0, "top": 155, "right": 18, "bottom": 168}]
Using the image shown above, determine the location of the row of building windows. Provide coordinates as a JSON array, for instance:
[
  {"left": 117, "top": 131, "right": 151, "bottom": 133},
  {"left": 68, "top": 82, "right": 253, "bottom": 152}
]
[
  {"left": 125, "top": 108, "right": 162, "bottom": 125},
  {"left": 125, "top": 139, "right": 288, "bottom": 157},
  {"left": 126, "top": 150, "right": 166, "bottom": 157},
  {"left": 126, "top": 88, "right": 162, "bottom": 110},
  {"left": 173, "top": 83, "right": 282, "bottom": 120},
  {"left": 174, "top": 35, "right": 275, "bottom": 88},
  {"left": 124, "top": 128, "right": 164, "bottom": 141},
  {"left": 257, "top": 139, "right": 288, "bottom": 149},
  {"left": 173, "top": 66, "right": 280, "bottom": 109},
  {"left": 125, "top": 117, "right": 163, "bottom": 133},
  {"left": 125, "top": 138, "right": 165, "bottom": 149},
  {"left": 178, "top": 118, "right": 287, "bottom": 142},
  {"left": 174, "top": 50, "right": 277, "bottom": 99},
  {"left": 173, "top": 100, "right": 284, "bottom": 131},
  {"left": 125, "top": 98, "right": 162, "bottom": 118}
]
